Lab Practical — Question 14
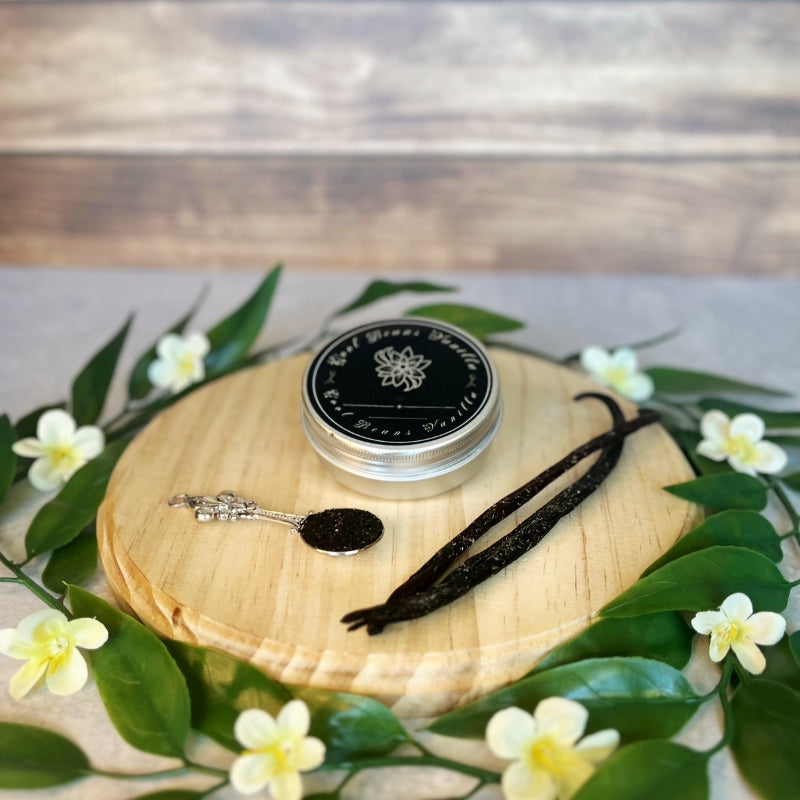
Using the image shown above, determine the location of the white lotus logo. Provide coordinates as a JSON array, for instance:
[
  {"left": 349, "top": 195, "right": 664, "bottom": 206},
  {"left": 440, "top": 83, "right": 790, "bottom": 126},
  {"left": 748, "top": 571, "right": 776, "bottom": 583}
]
[{"left": 374, "top": 346, "right": 431, "bottom": 392}]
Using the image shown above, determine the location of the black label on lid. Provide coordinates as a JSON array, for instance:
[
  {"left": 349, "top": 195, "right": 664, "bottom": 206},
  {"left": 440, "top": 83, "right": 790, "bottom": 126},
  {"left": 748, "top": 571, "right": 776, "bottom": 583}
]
[{"left": 306, "top": 321, "right": 493, "bottom": 446}]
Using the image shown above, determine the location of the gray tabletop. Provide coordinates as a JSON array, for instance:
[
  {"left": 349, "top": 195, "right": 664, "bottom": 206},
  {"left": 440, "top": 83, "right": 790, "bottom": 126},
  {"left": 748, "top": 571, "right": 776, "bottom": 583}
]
[{"left": 1, "top": 268, "right": 798, "bottom": 800}]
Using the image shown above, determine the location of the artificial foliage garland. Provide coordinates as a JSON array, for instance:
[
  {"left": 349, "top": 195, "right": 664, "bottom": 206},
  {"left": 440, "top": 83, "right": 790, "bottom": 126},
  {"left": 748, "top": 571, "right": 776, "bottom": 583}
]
[{"left": 0, "top": 267, "right": 799, "bottom": 800}]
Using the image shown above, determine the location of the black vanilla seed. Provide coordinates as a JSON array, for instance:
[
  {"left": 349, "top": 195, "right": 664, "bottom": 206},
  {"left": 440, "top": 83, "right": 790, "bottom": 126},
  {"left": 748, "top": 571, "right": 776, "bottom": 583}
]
[{"left": 300, "top": 509, "right": 384, "bottom": 555}]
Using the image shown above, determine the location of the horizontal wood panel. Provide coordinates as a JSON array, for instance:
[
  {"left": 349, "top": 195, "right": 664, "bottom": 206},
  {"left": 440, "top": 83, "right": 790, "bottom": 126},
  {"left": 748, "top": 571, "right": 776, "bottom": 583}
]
[
  {"left": 0, "top": 2, "right": 798, "bottom": 156},
  {"left": 2, "top": 156, "right": 797, "bottom": 273}
]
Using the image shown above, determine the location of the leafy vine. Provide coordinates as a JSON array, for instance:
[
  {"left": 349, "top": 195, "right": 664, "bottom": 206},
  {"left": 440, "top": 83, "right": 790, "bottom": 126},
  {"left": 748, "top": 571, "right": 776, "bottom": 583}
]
[{"left": 1, "top": 267, "right": 799, "bottom": 799}]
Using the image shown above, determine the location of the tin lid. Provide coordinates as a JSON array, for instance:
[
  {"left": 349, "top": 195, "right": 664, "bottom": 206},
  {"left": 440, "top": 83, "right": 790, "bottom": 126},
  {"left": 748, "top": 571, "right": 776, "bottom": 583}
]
[{"left": 301, "top": 319, "right": 502, "bottom": 484}]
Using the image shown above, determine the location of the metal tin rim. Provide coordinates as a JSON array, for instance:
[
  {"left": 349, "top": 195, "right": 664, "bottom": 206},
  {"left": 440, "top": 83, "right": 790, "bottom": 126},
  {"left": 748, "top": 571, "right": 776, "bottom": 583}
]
[
  {"left": 301, "top": 318, "right": 502, "bottom": 485},
  {"left": 301, "top": 400, "right": 502, "bottom": 480}
]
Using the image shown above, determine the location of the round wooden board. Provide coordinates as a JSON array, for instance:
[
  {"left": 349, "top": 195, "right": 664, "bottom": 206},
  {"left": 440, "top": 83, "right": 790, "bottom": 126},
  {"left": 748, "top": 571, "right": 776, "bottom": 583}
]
[{"left": 98, "top": 350, "right": 698, "bottom": 717}]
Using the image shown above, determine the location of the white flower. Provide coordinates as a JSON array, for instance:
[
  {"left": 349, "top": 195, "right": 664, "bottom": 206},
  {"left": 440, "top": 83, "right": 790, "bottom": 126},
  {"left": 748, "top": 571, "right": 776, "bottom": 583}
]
[
  {"left": 696, "top": 410, "right": 787, "bottom": 476},
  {"left": 147, "top": 332, "right": 210, "bottom": 394},
  {"left": 486, "top": 697, "right": 619, "bottom": 800},
  {"left": 0, "top": 609, "right": 108, "bottom": 700},
  {"left": 691, "top": 592, "right": 785, "bottom": 675},
  {"left": 230, "top": 701, "right": 326, "bottom": 799},
  {"left": 579, "top": 347, "right": 654, "bottom": 402},
  {"left": 11, "top": 409, "right": 105, "bottom": 491}
]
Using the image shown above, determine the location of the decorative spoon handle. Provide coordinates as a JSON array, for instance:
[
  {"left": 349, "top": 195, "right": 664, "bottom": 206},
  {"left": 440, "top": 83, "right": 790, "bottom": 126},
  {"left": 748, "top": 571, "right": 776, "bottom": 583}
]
[{"left": 168, "top": 491, "right": 305, "bottom": 528}]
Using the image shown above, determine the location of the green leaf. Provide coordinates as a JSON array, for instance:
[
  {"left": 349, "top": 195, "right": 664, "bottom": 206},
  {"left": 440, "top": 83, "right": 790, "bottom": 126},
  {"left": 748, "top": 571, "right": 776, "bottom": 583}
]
[
  {"left": 68, "top": 586, "right": 191, "bottom": 758},
  {"left": 601, "top": 546, "right": 791, "bottom": 618},
  {"left": 0, "top": 414, "right": 16, "bottom": 506},
  {"left": 332, "top": 279, "right": 454, "bottom": 317},
  {"left": 642, "top": 510, "right": 782, "bottom": 576},
  {"left": 780, "top": 472, "right": 800, "bottom": 492},
  {"left": 429, "top": 657, "right": 702, "bottom": 743},
  {"left": 647, "top": 366, "right": 789, "bottom": 397},
  {"left": 771, "top": 435, "right": 800, "bottom": 450},
  {"left": 697, "top": 398, "right": 800, "bottom": 430},
  {"left": 405, "top": 303, "right": 524, "bottom": 340},
  {"left": 166, "top": 641, "right": 292, "bottom": 752},
  {"left": 129, "top": 791, "right": 205, "bottom": 800},
  {"left": 25, "top": 438, "right": 128, "bottom": 558},
  {"left": 205, "top": 266, "right": 281, "bottom": 374},
  {"left": 790, "top": 631, "right": 800, "bottom": 668},
  {"left": 531, "top": 612, "right": 694, "bottom": 674},
  {"left": 574, "top": 740, "right": 709, "bottom": 800},
  {"left": 294, "top": 687, "right": 409, "bottom": 763},
  {"left": 560, "top": 327, "right": 682, "bottom": 365},
  {"left": 761, "top": 636, "right": 800, "bottom": 692},
  {"left": 128, "top": 285, "right": 209, "bottom": 400},
  {"left": 71, "top": 315, "right": 133, "bottom": 425},
  {"left": 42, "top": 525, "right": 98, "bottom": 593},
  {"left": 664, "top": 473, "right": 767, "bottom": 511},
  {"left": 0, "top": 722, "right": 89, "bottom": 788},
  {"left": 731, "top": 680, "right": 800, "bottom": 799}
]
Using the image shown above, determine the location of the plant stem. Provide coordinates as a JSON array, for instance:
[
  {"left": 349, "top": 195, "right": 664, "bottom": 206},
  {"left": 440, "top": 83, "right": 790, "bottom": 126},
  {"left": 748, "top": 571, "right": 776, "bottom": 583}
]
[
  {"left": 198, "top": 781, "right": 229, "bottom": 799},
  {"left": 767, "top": 477, "right": 800, "bottom": 542},
  {"left": 707, "top": 658, "right": 737, "bottom": 756},
  {"left": 0, "top": 549, "right": 69, "bottom": 615},
  {"left": 411, "top": 739, "right": 436, "bottom": 758},
  {"left": 89, "top": 762, "right": 228, "bottom": 781},
  {"left": 101, "top": 400, "right": 137, "bottom": 431},
  {"left": 184, "top": 760, "right": 231, "bottom": 779},
  {"left": 650, "top": 397, "right": 700, "bottom": 428},
  {"left": 322, "top": 754, "right": 500, "bottom": 785},
  {"left": 104, "top": 395, "right": 176, "bottom": 442},
  {"left": 331, "top": 769, "right": 357, "bottom": 796},
  {"left": 559, "top": 327, "right": 682, "bottom": 365},
  {"left": 248, "top": 333, "right": 308, "bottom": 363},
  {"left": 405, "top": 738, "right": 496, "bottom": 798},
  {"left": 455, "top": 781, "right": 491, "bottom": 800}
]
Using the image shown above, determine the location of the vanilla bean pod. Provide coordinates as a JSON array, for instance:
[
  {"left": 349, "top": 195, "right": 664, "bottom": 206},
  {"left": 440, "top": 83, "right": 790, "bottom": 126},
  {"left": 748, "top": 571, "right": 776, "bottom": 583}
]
[
  {"left": 382, "top": 394, "right": 657, "bottom": 605},
  {"left": 343, "top": 394, "right": 651, "bottom": 635}
]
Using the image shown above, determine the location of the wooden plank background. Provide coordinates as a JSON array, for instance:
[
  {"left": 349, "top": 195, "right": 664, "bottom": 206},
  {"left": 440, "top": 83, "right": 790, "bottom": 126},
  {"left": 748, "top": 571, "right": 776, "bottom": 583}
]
[{"left": 0, "top": 1, "right": 798, "bottom": 273}]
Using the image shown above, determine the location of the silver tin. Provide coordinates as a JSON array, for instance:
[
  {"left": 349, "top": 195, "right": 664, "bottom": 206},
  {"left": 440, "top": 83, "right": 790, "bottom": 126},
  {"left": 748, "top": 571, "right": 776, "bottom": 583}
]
[{"left": 301, "top": 319, "right": 502, "bottom": 499}]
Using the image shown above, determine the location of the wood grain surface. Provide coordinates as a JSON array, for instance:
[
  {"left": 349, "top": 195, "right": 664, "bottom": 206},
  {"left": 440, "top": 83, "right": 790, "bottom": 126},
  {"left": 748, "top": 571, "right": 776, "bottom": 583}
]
[
  {"left": 97, "top": 350, "right": 698, "bottom": 716},
  {"left": 1, "top": 2, "right": 798, "bottom": 155},
  {"left": 2, "top": 157, "right": 797, "bottom": 273},
  {"left": 1, "top": 1, "right": 797, "bottom": 273}
]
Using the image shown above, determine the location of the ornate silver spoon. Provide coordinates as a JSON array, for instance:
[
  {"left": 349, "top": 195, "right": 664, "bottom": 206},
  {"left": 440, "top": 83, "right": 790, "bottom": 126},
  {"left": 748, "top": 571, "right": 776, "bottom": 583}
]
[{"left": 168, "top": 491, "right": 383, "bottom": 556}]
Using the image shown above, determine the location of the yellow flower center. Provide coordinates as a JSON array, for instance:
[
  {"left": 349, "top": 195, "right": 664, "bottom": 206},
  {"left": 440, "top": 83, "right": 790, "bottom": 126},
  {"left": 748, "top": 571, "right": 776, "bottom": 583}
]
[
  {"left": 45, "top": 444, "right": 81, "bottom": 471},
  {"left": 714, "top": 620, "right": 741, "bottom": 648},
  {"left": 526, "top": 735, "right": 576, "bottom": 778},
  {"left": 24, "top": 626, "right": 73, "bottom": 671},
  {"left": 601, "top": 365, "right": 630, "bottom": 391},
  {"left": 47, "top": 635, "right": 69, "bottom": 655},
  {"left": 722, "top": 435, "right": 756, "bottom": 465},
  {"left": 246, "top": 739, "right": 298, "bottom": 774},
  {"left": 46, "top": 635, "right": 73, "bottom": 670},
  {"left": 177, "top": 353, "right": 197, "bottom": 377}
]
